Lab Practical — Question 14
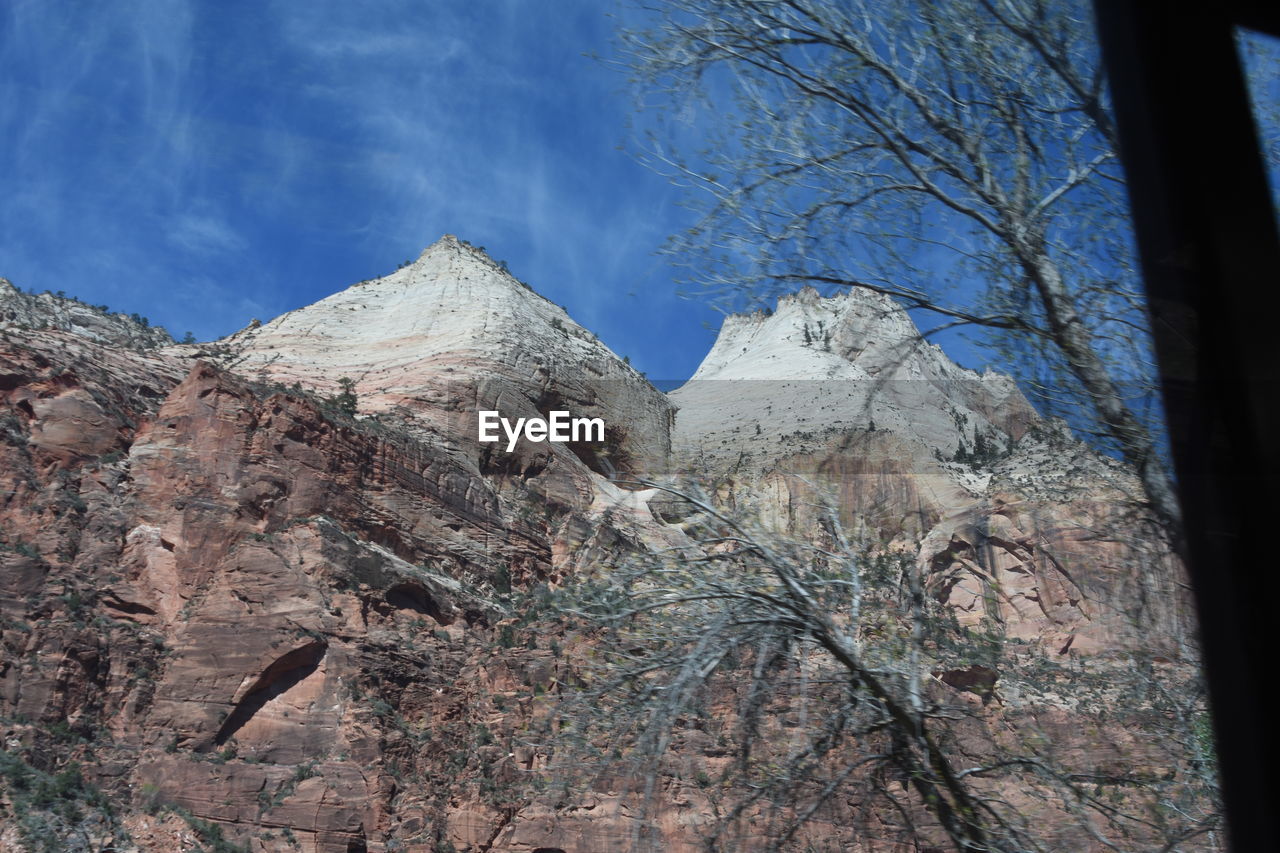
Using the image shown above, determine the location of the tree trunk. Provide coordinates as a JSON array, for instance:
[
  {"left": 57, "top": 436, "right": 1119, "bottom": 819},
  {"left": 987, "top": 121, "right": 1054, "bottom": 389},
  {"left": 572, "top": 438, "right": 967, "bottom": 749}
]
[{"left": 1022, "top": 240, "right": 1185, "bottom": 554}]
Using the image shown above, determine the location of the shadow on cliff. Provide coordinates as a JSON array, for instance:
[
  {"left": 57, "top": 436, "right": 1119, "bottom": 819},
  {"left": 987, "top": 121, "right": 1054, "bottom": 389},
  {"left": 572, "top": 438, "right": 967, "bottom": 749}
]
[{"left": 213, "top": 640, "right": 327, "bottom": 747}]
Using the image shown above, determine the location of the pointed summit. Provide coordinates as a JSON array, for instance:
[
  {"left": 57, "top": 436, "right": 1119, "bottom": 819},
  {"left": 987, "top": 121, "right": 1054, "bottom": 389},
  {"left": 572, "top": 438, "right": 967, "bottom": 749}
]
[
  {"left": 689, "top": 286, "right": 966, "bottom": 383},
  {"left": 671, "top": 286, "right": 1037, "bottom": 474},
  {"left": 227, "top": 237, "right": 673, "bottom": 477},
  {"left": 414, "top": 233, "right": 506, "bottom": 274},
  {"left": 231, "top": 234, "right": 576, "bottom": 395}
]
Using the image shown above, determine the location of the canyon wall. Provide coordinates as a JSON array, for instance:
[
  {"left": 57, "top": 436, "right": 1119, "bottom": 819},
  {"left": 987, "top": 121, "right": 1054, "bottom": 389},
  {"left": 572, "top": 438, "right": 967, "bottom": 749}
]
[{"left": 0, "top": 241, "right": 1207, "bottom": 852}]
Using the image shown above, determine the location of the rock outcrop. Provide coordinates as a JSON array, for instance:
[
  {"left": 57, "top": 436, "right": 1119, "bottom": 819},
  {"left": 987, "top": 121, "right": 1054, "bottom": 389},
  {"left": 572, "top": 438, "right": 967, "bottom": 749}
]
[
  {"left": 1, "top": 278, "right": 174, "bottom": 350},
  {"left": 670, "top": 287, "right": 1189, "bottom": 653},
  {"left": 672, "top": 286, "right": 1035, "bottom": 464}
]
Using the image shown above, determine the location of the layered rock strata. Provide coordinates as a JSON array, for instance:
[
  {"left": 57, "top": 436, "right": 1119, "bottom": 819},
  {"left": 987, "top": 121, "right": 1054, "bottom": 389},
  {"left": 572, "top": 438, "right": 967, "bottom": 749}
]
[
  {"left": 0, "top": 242, "right": 1202, "bottom": 852},
  {"left": 227, "top": 236, "right": 674, "bottom": 488},
  {"left": 670, "top": 287, "right": 1188, "bottom": 653}
]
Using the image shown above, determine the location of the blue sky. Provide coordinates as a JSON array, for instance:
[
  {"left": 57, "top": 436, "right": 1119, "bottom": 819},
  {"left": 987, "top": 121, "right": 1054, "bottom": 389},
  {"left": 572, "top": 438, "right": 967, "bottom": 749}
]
[{"left": 0, "top": 0, "right": 727, "bottom": 380}]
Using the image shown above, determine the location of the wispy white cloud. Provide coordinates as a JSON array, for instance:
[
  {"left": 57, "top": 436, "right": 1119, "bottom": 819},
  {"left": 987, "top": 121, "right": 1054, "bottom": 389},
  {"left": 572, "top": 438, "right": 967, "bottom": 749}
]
[{"left": 167, "top": 206, "right": 249, "bottom": 255}]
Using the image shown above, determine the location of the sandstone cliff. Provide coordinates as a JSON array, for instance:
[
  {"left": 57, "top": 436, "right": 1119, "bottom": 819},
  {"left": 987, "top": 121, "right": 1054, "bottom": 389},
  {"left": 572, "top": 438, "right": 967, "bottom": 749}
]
[
  {"left": 671, "top": 287, "right": 1189, "bottom": 654},
  {"left": 228, "top": 236, "right": 673, "bottom": 485},
  {"left": 0, "top": 244, "right": 1210, "bottom": 852}
]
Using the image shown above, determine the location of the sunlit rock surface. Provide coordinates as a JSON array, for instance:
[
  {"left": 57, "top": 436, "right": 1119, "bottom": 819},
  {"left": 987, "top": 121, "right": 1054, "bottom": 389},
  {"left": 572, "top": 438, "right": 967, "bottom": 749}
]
[
  {"left": 0, "top": 242, "right": 1196, "bottom": 852},
  {"left": 229, "top": 235, "right": 673, "bottom": 482},
  {"left": 672, "top": 285, "right": 1184, "bottom": 653}
]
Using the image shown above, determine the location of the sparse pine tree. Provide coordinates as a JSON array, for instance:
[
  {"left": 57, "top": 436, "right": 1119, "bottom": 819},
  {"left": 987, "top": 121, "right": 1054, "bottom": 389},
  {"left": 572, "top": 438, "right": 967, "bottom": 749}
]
[{"left": 333, "top": 377, "right": 358, "bottom": 416}]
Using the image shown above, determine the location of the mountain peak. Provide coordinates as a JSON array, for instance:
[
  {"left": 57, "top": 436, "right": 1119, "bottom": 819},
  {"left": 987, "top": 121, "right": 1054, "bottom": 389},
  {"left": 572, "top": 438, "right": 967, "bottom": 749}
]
[
  {"left": 671, "top": 284, "right": 1038, "bottom": 473},
  {"left": 225, "top": 236, "right": 674, "bottom": 476},
  {"left": 229, "top": 235, "right": 583, "bottom": 393},
  {"left": 416, "top": 233, "right": 486, "bottom": 266},
  {"left": 690, "top": 285, "right": 957, "bottom": 383},
  {"left": 371, "top": 234, "right": 550, "bottom": 307}
]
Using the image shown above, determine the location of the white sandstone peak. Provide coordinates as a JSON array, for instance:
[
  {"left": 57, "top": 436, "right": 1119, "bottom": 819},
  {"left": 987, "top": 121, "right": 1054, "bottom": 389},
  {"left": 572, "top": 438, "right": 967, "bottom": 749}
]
[
  {"left": 224, "top": 235, "right": 674, "bottom": 477},
  {"left": 671, "top": 286, "right": 1039, "bottom": 478},
  {"left": 230, "top": 234, "right": 586, "bottom": 391},
  {"left": 689, "top": 285, "right": 980, "bottom": 385}
]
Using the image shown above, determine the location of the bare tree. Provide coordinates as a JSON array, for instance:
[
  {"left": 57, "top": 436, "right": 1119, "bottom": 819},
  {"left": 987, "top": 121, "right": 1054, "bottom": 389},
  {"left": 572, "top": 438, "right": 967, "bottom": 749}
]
[
  {"left": 555, "top": 484, "right": 1220, "bottom": 852},
  {"left": 619, "top": 0, "right": 1182, "bottom": 545}
]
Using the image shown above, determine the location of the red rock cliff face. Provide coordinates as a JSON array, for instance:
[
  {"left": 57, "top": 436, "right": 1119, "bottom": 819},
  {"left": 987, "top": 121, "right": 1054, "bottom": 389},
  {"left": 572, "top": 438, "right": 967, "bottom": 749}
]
[
  {"left": 1, "top": 330, "right": 722, "bottom": 852},
  {"left": 0, "top": 334, "right": 567, "bottom": 851},
  {"left": 119, "top": 362, "right": 542, "bottom": 850},
  {"left": 0, "top": 278, "right": 1211, "bottom": 852}
]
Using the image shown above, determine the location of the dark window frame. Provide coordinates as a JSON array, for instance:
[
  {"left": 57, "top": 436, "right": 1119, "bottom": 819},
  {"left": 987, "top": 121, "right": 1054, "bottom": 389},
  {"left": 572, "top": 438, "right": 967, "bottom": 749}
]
[{"left": 1095, "top": 2, "right": 1280, "bottom": 848}]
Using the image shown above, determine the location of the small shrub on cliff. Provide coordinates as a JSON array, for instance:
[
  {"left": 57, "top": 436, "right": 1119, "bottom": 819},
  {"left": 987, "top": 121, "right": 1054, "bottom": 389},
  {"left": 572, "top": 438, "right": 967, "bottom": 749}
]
[
  {"left": 0, "top": 750, "right": 33, "bottom": 790},
  {"left": 11, "top": 541, "right": 39, "bottom": 559},
  {"left": 173, "top": 807, "right": 249, "bottom": 853},
  {"left": 492, "top": 564, "right": 512, "bottom": 595},
  {"left": 328, "top": 376, "right": 358, "bottom": 417},
  {"left": 0, "top": 751, "right": 125, "bottom": 850},
  {"left": 292, "top": 761, "right": 318, "bottom": 783},
  {"left": 138, "top": 782, "right": 163, "bottom": 814}
]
